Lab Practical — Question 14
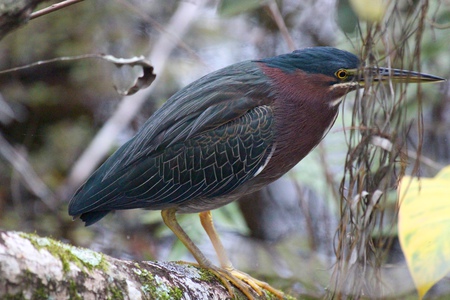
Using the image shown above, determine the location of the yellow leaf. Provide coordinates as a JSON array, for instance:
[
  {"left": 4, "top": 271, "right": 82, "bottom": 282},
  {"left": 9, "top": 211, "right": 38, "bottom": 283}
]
[
  {"left": 398, "top": 166, "right": 450, "bottom": 299},
  {"left": 349, "top": 0, "right": 386, "bottom": 23}
]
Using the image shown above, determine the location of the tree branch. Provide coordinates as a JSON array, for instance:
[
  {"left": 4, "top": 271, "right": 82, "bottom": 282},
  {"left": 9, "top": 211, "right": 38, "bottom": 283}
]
[
  {"left": 0, "top": 230, "right": 255, "bottom": 299},
  {"left": 30, "top": 0, "right": 84, "bottom": 20},
  {"left": 0, "top": 132, "right": 57, "bottom": 210}
]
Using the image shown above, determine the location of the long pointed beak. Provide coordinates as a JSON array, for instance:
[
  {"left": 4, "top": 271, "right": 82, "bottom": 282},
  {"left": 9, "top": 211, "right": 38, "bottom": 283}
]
[{"left": 359, "top": 67, "right": 446, "bottom": 85}]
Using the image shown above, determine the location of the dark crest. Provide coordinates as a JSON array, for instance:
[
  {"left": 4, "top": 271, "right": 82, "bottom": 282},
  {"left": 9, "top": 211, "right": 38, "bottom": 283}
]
[{"left": 257, "top": 47, "right": 360, "bottom": 78}]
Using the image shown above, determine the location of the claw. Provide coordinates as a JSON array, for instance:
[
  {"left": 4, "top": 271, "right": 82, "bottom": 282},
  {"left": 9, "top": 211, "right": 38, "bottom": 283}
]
[
  {"left": 207, "top": 265, "right": 285, "bottom": 299},
  {"left": 227, "top": 268, "right": 285, "bottom": 299},
  {"left": 181, "top": 262, "right": 285, "bottom": 299},
  {"left": 207, "top": 265, "right": 255, "bottom": 299}
]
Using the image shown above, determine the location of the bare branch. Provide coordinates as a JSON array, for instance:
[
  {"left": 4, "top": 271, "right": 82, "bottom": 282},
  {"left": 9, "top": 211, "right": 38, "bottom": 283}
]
[
  {"left": 265, "top": 1, "right": 296, "bottom": 51},
  {"left": 0, "top": 132, "right": 56, "bottom": 210},
  {"left": 30, "top": 0, "right": 84, "bottom": 20}
]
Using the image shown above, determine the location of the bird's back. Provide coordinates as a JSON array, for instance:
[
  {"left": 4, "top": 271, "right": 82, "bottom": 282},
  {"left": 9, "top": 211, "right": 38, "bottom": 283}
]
[{"left": 68, "top": 61, "right": 276, "bottom": 225}]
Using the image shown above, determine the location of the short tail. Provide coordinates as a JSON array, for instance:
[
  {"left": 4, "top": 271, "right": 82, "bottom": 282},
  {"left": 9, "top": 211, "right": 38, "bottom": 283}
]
[
  {"left": 68, "top": 174, "right": 113, "bottom": 226},
  {"left": 77, "top": 210, "right": 110, "bottom": 226}
]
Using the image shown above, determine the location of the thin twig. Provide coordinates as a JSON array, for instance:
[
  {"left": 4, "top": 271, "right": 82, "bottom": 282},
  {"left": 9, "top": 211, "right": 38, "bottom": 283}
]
[
  {"left": 115, "top": 0, "right": 206, "bottom": 69},
  {"left": 265, "top": 1, "right": 296, "bottom": 51},
  {"left": 0, "top": 132, "right": 56, "bottom": 210},
  {"left": 0, "top": 54, "right": 102, "bottom": 75},
  {"left": 30, "top": 0, "right": 84, "bottom": 20}
]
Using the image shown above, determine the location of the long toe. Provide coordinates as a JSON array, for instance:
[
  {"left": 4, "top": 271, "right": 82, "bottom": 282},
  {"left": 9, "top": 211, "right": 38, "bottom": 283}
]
[
  {"left": 182, "top": 261, "right": 285, "bottom": 299},
  {"left": 206, "top": 265, "right": 285, "bottom": 299},
  {"left": 227, "top": 268, "right": 285, "bottom": 300},
  {"left": 207, "top": 266, "right": 255, "bottom": 299}
]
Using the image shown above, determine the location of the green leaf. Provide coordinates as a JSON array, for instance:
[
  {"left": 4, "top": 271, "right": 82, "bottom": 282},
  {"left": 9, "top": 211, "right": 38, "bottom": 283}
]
[{"left": 398, "top": 166, "right": 450, "bottom": 299}]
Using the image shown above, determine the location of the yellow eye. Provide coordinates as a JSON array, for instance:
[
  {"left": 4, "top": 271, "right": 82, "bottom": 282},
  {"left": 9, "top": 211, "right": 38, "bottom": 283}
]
[{"left": 335, "top": 69, "right": 348, "bottom": 80}]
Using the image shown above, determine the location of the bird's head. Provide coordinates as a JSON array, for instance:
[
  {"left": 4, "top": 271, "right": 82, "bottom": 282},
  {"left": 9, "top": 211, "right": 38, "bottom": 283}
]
[{"left": 259, "top": 47, "right": 445, "bottom": 107}]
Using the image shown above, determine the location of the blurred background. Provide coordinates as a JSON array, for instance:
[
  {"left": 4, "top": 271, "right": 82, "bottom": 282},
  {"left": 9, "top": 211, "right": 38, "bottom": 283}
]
[{"left": 0, "top": 0, "right": 449, "bottom": 298}]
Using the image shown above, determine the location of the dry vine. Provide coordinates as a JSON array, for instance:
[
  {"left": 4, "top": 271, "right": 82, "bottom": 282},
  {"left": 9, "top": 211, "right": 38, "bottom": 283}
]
[{"left": 331, "top": 0, "right": 440, "bottom": 298}]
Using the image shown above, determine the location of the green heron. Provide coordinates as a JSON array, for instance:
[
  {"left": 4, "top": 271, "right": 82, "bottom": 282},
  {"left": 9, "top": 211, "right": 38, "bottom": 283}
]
[{"left": 69, "top": 47, "right": 444, "bottom": 299}]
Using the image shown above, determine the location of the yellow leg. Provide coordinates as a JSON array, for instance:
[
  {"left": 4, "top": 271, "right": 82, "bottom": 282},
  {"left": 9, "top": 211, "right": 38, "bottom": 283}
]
[
  {"left": 199, "top": 210, "right": 285, "bottom": 299},
  {"left": 161, "top": 208, "right": 252, "bottom": 299},
  {"left": 162, "top": 208, "right": 212, "bottom": 267},
  {"left": 199, "top": 210, "right": 233, "bottom": 268}
]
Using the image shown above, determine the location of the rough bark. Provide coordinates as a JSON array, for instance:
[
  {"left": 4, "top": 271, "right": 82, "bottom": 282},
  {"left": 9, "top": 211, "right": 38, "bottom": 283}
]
[
  {"left": 0, "top": 0, "right": 48, "bottom": 40},
  {"left": 0, "top": 230, "right": 267, "bottom": 300}
]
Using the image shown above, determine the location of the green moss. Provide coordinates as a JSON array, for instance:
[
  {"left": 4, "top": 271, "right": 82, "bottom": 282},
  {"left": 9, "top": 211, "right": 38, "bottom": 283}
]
[
  {"left": 171, "top": 286, "right": 183, "bottom": 300},
  {"left": 20, "top": 270, "right": 51, "bottom": 300},
  {"left": 197, "top": 267, "right": 217, "bottom": 282},
  {"left": 68, "top": 280, "right": 82, "bottom": 300},
  {"left": 2, "top": 270, "right": 62, "bottom": 300},
  {"left": 3, "top": 292, "right": 25, "bottom": 300},
  {"left": 18, "top": 233, "right": 130, "bottom": 298},
  {"left": 132, "top": 263, "right": 184, "bottom": 300},
  {"left": 132, "top": 263, "right": 155, "bottom": 296},
  {"left": 107, "top": 285, "right": 125, "bottom": 300},
  {"left": 19, "top": 232, "right": 109, "bottom": 274},
  {"left": 32, "top": 286, "right": 49, "bottom": 300}
]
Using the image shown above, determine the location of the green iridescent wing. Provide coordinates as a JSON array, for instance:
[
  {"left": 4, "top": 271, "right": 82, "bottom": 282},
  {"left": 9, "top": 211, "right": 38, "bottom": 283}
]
[{"left": 69, "top": 62, "right": 276, "bottom": 224}]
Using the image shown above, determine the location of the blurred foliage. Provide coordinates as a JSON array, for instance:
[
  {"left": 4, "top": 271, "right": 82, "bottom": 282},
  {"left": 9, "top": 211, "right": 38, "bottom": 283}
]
[
  {"left": 0, "top": 0, "right": 449, "bottom": 298},
  {"left": 217, "top": 0, "right": 267, "bottom": 17},
  {"left": 337, "top": 0, "right": 360, "bottom": 33},
  {"left": 349, "top": 0, "right": 386, "bottom": 23}
]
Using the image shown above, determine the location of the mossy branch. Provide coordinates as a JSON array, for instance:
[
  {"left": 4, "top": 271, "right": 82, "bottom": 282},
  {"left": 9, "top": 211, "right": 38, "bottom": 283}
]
[{"left": 0, "top": 230, "right": 257, "bottom": 299}]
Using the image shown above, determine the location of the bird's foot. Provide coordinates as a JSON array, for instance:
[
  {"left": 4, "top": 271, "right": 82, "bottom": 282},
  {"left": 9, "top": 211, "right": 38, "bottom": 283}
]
[
  {"left": 207, "top": 265, "right": 258, "bottom": 299},
  {"left": 179, "top": 261, "right": 284, "bottom": 299},
  {"left": 179, "top": 262, "right": 251, "bottom": 299},
  {"left": 226, "top": 267, "right": 285, "bottom": 300},
  {"left": 187, "top": 262, "right": 284, "bottom": 299}
]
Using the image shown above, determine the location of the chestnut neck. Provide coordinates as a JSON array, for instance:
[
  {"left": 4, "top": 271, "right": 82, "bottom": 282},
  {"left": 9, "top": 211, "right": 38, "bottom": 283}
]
[{"left": 257, "top": 64, "right": 342, "bottom": 180}]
